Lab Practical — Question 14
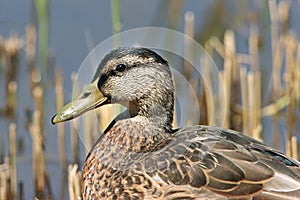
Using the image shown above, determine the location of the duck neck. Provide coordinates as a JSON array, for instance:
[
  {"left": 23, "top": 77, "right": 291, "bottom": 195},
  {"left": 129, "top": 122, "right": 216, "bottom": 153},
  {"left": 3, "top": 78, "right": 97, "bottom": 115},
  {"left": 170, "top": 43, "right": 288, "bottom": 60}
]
[{"left": 128, "top": 95, "right": 174, "bottom": 133}]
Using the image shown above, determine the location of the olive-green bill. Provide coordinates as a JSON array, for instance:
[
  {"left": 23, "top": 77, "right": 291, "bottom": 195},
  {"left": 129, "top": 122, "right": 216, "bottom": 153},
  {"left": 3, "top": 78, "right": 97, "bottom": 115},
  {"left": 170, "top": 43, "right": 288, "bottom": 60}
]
[{"left": 52, "top": 79, "right": 107, "bottom": 124}]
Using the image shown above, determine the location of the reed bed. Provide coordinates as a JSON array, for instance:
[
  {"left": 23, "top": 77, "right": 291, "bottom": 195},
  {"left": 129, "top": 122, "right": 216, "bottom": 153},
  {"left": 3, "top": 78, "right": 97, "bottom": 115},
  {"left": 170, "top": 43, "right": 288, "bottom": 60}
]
[
  {"left": 0, "top": 1, "right": 299, "bottom": 200},
  {"left": 191, "top": 1, "right": 300, "bottom": 159}
]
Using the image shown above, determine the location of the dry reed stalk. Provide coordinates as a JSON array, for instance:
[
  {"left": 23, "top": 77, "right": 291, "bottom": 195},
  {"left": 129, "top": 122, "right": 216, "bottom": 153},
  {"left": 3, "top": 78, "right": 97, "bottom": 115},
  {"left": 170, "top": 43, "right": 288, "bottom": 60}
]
[
  {"left": 68, "top": 164, "right": 82, "bottom": 200},
  {"left": 32, "top": 86, "right": 44, "bottom": 116},
  {"left": 29, "top": 110, "right": 45, "bottom": 192},
  {"left": 83, "top": 112, "right": 97, "bottom": 153},
  {"left": 6, "top": 81, "right": 17, "bottom": 118},
  {"left": 247, "top": 71, "right": 262, "bottom": 140},
  {"left": 207, "top": 36, "right": 225, "bottom": 59},
  {"left": 253, "top": 71, "right": 262, "bottom": 140},
  {"left": 261, "top": 95, "right": 290, "bottom": 116},
  {"left": 243, "top": 71, "right": 262, "bottom": 140},
  {"left": 247, "top": 18, "right": 262, "bottom": 140},
  {"left": 269, "top": 0, "right": 283, "bottom": 95},
  {"left": 54, "top": 69, "right": 67, "bottom": 171},
  {"left": 29, "top": 110, "right": 46, "bottom": 193},
  {"left": 286, "top": 138, "right": 292, "bottom": 158},
  {"left": 201, "top": 42, "right": 215, "bottom": 126},
  {"left": 4, "top": 34, "right": 21, "bottom": 59},
  {"left": 3, "top": 34, "right": 20, "bottom": 118},
  {"left": 183, "top": 11, "right": 194, "bottom": 80},
  {"left": 68, "top": 165, "right": 75, "bottom": 200},
  {"left": 99, "top": 106, "right": 113, "bottom": 133},
  {"left": 223, "top": 30, "right": 236, "bottom": 128},
  {"left": 182, "top": 11, "right": 199, "bottom": 127},
  {"left": 8, "top": 123, "right": 17, "bottom": 199},
  {"left": 0, "top": 170, "right": 7, "bottom": 200},
  {"left": 206, "top": 34, "right": 243, "bottom": 129},
  {"left": 240, "top": 67, "right": 249, "bottom": 134},
  {"left": 26, "top": 25, "right": 41, "bottom": 90},
  {"left": 247, "top": 72, "right": 255, "bottom": 137},
  {"left": 291, "top": 136, "right": 298, "bottom": 160},
  {"left": 248, "top": 22, "right": 259, "bottom": 72},
  {"left": 196, "top": 41, "right": 212, "bottom": 125},
  {"left": 296, "top": 45, "right": 300, "bottom": 105},
  {"left": 26, "top": 25, "right": 36, "bottom": 68},
  {"left": 30, "top": 87, "right": 52, "bottom": 196},
  {"left": 284, "top": 34, "right": 297, "bottom": 156}
]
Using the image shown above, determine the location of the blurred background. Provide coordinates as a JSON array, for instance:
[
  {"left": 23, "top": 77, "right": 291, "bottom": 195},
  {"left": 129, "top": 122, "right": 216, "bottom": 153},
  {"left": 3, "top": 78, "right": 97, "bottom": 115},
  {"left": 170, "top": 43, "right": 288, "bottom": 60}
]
[{"left": 0, "top": 0, "right": 299, "bottom": 199}]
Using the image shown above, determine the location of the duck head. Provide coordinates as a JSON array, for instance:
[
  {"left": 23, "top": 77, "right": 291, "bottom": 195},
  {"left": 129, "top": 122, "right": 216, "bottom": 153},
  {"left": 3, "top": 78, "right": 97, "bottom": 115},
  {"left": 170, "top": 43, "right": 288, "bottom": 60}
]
[{"left": 52, "top": 47, "right": 175, "bottom": 130}]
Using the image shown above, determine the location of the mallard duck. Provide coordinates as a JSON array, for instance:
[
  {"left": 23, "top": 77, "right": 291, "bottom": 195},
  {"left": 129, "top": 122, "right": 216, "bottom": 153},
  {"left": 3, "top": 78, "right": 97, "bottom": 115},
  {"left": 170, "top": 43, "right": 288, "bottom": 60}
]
[{"left": 52, "top": 47, "right": 300, "bottom": 200}]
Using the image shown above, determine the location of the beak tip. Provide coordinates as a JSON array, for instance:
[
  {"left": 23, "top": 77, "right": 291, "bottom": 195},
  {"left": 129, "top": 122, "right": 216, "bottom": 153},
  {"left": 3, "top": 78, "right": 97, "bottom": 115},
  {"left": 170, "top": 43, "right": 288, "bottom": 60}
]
[{"left": 51, "top": 114, "right": 58, "bottom": 125}]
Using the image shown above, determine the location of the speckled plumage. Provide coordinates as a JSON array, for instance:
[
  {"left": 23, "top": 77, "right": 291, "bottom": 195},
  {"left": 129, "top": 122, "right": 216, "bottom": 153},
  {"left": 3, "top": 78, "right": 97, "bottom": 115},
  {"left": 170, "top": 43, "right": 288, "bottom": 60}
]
[{"left": 53, "top": 47, "right": 300, "bottom": 200}]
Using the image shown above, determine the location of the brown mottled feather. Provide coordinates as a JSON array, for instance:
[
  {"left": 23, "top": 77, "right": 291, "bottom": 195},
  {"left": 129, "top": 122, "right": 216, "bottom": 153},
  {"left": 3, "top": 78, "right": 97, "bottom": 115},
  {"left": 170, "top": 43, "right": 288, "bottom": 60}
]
[{"left": 82, "top": 122, "right": 300, "bottom": 199}]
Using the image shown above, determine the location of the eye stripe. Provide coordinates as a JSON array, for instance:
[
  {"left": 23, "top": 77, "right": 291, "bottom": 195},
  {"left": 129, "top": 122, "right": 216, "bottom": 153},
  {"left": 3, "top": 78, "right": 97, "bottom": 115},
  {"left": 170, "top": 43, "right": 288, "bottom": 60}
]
[{"left": 97, "top": 74, "right": 109, "bottom": 88}]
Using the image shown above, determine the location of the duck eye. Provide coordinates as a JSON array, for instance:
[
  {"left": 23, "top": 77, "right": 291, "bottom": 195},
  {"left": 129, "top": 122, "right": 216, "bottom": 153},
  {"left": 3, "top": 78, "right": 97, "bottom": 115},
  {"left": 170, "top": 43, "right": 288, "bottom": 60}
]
[{"left": 115, "top": 64, "right": 126, "bottom": 72}]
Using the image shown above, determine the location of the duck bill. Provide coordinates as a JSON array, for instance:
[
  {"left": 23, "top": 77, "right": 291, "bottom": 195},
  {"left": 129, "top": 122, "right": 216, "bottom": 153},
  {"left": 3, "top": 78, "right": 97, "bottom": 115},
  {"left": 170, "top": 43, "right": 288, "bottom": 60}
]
[{"left": 52, "top": 79, "right": 108, "bottom": 124}]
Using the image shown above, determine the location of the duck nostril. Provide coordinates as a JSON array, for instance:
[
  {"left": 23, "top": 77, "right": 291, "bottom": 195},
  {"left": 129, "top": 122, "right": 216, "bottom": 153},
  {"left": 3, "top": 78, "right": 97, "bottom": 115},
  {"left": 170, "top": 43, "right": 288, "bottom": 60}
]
[{"left": 82, "top": 91, "right": 91, "bottom": 98}]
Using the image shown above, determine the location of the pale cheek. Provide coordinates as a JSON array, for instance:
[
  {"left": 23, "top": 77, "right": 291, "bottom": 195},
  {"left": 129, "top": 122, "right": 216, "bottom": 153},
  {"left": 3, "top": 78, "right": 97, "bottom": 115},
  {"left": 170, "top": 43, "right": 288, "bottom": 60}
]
[{"left": 111, "top": 76, "right": 155, "bottom": 101}]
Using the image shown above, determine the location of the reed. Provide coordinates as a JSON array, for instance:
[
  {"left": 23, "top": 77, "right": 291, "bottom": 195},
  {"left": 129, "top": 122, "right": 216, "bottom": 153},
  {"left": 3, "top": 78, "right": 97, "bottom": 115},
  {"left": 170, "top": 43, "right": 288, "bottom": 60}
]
[
  {"left": 26, "top": 25, "right": 41, "bottom": 90},
  {"left": 284, "top": 34, "right": 298, "bottom": 157},
  {"left": 68, "top": 164, "right": 82, "bottom": 200},
  {"left": 291, "top": 136, "right": 298, "bottom": 160},
  {"left": 5, "top": 81, "right": 17, "bottom": 118},
  {"left": 30, "top": 87, "right": 52, "bottom": 198},
  {"left": 54, "top": 69, "right": 68, "bottom": 200},
  {"left": 183, "top": 11, "right": 194, "bottom": 80},
  {"left": 3, "top": 34, "right": 21, "bottom": 118},
  {"left": 26, "top": 25, "right": 36, "bottom": 69},
  {"left": 110, "top": 0, "right": 121, "bottom": 47},
  {"left": 223, "top": 30, "right": 236, "bottom": 128},
  {"left": 29, "top": 110, "right": 45, "bottom": 194},
  {"left": 34, "top": 0, "right": 49, "bottom": 75},
  {"left": 181, "top": 11, "right": 196, "bottom": 127},
  {"left": 239, "top": 67, "right": 248, "bottom": 133},
  {"left": 202, "top": 42, "right": 215, "bottom": 126},
  {"left": 83, "top": 111, "right": 96, "bottom": 154},
  {"left": 54, "top": 69, "right": 67, "bottom": 171},
  {"left": 8, "top": 123, "right": 17, "bottom": 199},
  {"left": 0, "top": 168, "right": 8, "bottom": 200}
]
